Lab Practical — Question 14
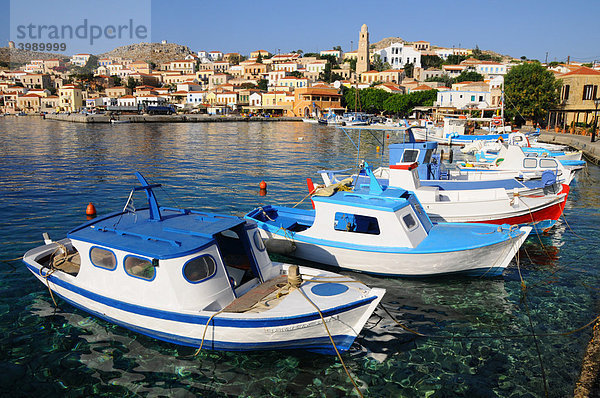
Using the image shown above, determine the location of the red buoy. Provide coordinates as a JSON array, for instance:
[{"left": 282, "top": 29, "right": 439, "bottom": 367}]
[
  {"left": 259, "top": 180, "right": 267, "bottom": 189},
  {"left": 86, "top": 202, "right": 97, "bottom": 216}
]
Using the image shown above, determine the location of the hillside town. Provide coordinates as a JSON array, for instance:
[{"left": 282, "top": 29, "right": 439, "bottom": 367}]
[{"left": 1, "top": 24, "right": 599, "bottom": 130}]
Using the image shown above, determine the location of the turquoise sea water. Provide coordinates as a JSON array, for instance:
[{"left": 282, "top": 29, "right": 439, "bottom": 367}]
[{"left": 0, "top": 118, "right": 599, "bottom": 397}]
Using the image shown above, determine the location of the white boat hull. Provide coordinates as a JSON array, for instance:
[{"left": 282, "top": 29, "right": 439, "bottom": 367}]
[
  {"left": 24, "top": 247, "right": 383, "bottom": 353},
  {"left": 258, "top": 229, "right": 529, "bottom": 277}
]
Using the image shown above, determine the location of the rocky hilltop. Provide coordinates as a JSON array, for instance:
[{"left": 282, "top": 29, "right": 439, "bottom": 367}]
[
  {"left": 99, "top": 42, "right": 193, "bottom": 64},
  {"left": 0, "top": 47, "right": 67, "bottom": 65},
  {"left": 370, "top": 37, "right": 406, "bottom": 51}
]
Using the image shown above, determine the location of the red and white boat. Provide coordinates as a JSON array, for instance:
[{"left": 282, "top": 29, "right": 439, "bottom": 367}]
[{"left": 332, "top": 162, "right": 569, "bottom": 233}]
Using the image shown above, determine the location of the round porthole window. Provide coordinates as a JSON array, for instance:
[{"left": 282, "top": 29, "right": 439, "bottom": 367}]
[{"left": 253, "top": 230, "right": 265, "bottom": 251}]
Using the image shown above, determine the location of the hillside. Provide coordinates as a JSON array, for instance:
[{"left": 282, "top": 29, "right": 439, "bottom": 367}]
[
  {"left": 99, "top": 42, "right": 193, "bottom": 64},
  {"left": 370, "top": 37, "right": 406, "bottom": 51},
  {"left": 0, "top": 47, "right": 67, "bottom": 65}
]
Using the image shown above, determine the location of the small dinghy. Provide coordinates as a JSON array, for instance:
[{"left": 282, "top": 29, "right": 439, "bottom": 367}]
[
  {"left": 246, "top": 167, "right": 532, "bottom": 277},
  {"left": 23, "top": 173, "right": 384, "bottom": 353}
]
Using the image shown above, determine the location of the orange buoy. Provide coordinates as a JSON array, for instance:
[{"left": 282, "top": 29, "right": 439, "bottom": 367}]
[
  {"left": 387, "top": 134, "right": 390, "bottom": 139},
  {"left": 259, "top": 180, "right": 267, "bottom": 189},
  {"left": 86, "top": 202, "right": 97, "bottom": 216},
  {"left": 376, "top": 146, "right": 380, "bottom": 152}
]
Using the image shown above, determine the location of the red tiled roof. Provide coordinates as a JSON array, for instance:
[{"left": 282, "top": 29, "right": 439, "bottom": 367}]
[{"left": 562, "top": 66, "right": 600, "bottom": 77}]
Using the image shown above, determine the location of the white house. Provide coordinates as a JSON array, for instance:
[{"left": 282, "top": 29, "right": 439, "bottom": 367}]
[
  {"left": 267, "top": 70, "right": 287, "bottom": 86},
  {"left": 475, "top": 62, "right": 508, "bottom": 77},
  {"left": 187, "top": 90, "right": 208, "bottom": 104},
  {"left": 71, "top": 54, "right": 91, "bottom": 67},
  {"left": 377, "top": 43, "right": 421, "bottom": 68},
  {"left": 208, "top": 51, "right": 223, "bottom": 61},
  {"left": 117, "top": 95, "right": 137, "bottom": 107},
  {"left": 306, "top": 60, "right": 327, "bottom": 74},
  {"left": 249, "top": 92, "right": 262, "bottom": 107},
  {"left": 436, "top": 90, "right": 491, "bottom": 109}
]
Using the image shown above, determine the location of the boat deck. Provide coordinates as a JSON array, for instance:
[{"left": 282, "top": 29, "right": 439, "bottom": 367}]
[{"left": 222, "top": 275, "right": 288, "bottom": 313}]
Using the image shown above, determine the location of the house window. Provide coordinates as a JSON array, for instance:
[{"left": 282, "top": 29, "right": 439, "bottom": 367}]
[
  {"left": 471, "top": 95, "right": 475, "bottom": 101},
  {"left": 582, "top": 85, "right": 597, "bottom": 100},
  {"left": 562, "top": 85, "right": 570, "bottom": 101},
  {"left": 334, "top": 212, "right": 380, "bottom": 235}
]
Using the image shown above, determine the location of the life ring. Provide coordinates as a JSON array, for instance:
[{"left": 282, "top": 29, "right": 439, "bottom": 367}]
[
  {"left": 493, "top": 118, "right": 502, "bottom": 126},
  {"left": 495, "top": 157, "right": 504, "bottom": 166}
]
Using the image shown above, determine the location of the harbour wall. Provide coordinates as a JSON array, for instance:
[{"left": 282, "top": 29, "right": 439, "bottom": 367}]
[
  {"left": 539, "top": 131, "right": 600, "bottom": 164},
  {"left": 43, "top": 114, "right": 302, "bottom": 124}
]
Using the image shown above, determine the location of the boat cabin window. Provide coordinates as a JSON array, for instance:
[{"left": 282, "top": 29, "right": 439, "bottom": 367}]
[
  {"left": 523, "top": 158, "right": 537, "bottom": 168},
  {"left": 124, "top": 255, "right": 156, "bottom": 281},
  {"left": 402, "top": 213, "right": 417, "bottom": 230},
  {"left": 90, "top": 247, "right": 117, "bottom": 270},
  {"left": 402, "top": 149, "right": 419, "bottom": 163},
  {"left": 215, "top": 228, "right": 258, "bottom": 287},
  {"left": 253, "top": 230, "right": 266, "bottom": 252},
  {"left": 539, "top": 158, "right": 557, "bottom": 168},
  {"left": 334, "top": 212, "right": 380, "bottom": 235},
  {"left": 183, "top": 255, "right": 216, "bottom": 283},
  {"left": 423, "top": 149, "right": 433, "bottom": 164}
]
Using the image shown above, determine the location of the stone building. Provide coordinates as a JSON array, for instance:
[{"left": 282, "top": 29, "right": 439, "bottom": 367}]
[{"left": 356, "top": 24, "right": 370, "bottom": 76}]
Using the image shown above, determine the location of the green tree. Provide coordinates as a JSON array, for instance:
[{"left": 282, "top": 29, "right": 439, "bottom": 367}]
[
  {"left": 256, "top": 53, "right": 263, "bottom": 64},
  {"left": 471, "top": 45, "right": 501, "bottom": 62},
  {"left": 126, "top": 76, "right": 136, "bottom": 90},
  {"left": 504, "top": 62, "right": 560, "bottom": 125},
  {"left": 112, "top": 75, "right": 122, "bottom": 86},
  {"left": 257, "top": 79, "right": 268, "bottom": 91},
  {"left": 425, "top": 75, "right": 454, "bottom": 87},
  {"left": 383, "top": 90, "right": 438, "bottom": 116},
  {"left": 404, "top": 62, "right": 414, "bottom": 78},
  {"left": 289, "top": 71, "right": 303, "bottom": 78},
  {"left": 371, "top": 54, "right": 391, "bottom": 72},
  {"left": 455, "top": 71, "right": 484, "bottom": 83},
  {"left": 348, "top": 58, "right": 357, "bottom": 72},
  {"left": 421, "top": 55, "right": 443, "bottom": 69},
  {"left": 445, "top": 54, "right": 467, "bottom": 65}
]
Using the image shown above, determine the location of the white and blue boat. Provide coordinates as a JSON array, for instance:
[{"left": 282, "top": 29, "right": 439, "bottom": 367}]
[
  {"left": 322, "top": 139, "right": 565, "bottom": 195},
  {"left": 23, "top": 173, "right": 385, "bottom": 354},
  {"left": 246, "top": 168, "right": 531, "bottom": 277}
]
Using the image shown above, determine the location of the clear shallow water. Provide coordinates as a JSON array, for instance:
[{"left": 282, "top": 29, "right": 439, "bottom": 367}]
[{"left": 0, "top": 118, "right": 599, "bottom": 397}]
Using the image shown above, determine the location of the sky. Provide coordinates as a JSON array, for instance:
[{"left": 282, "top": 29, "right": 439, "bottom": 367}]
[{"left": 0, "top": 0, "right": 599, "bottom": 63}]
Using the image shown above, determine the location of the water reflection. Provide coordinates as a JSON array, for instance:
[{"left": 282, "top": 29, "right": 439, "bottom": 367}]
[{"left": 1, "top": 118, "right": 599, "bottom": 397}]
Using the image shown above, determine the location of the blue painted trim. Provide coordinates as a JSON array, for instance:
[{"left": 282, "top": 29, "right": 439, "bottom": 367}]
[
  {"left": 181, "top": 255, "right": 218, "bottom": 284},
  {"left": 336, "top": 265, "right": 506, "bottom": 278},
  {"left": 255, "top": 219, "right": 523, "bottom": 254},
  {"left": 25, "top": 263, "right": 376, "bottom": 328},
  {"left": 47, "top": 286, "right": 356, "bottom": 353},
  {"left": 89, "top": 246, "right": 117, "bottom": 271},
  {"left": 73, "top": 235, "right": 215, "bottom": 261},
  {"left": 123, "top": 254, "right": 157, "bottom": 282}
]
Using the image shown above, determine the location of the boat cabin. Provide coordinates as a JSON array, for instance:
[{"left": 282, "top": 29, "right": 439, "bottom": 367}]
[
  {"left": 38, "top": 174, "right": 280, "bottom": 313},
  {"left": 251, "top": 170, "right": 433, "bottom": 250}
]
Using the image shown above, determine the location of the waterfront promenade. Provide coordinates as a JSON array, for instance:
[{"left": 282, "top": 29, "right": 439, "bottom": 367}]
[
  {"left": 539, "top": 131, "right": 600, "bottom": 164},
  {"left": 43, "top": 114, "right": 302, "bottom": 123}
]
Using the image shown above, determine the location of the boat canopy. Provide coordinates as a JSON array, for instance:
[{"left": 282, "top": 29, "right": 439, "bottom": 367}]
[{"left": 68, "top": 208, "right": 246, "bottom": 260}]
